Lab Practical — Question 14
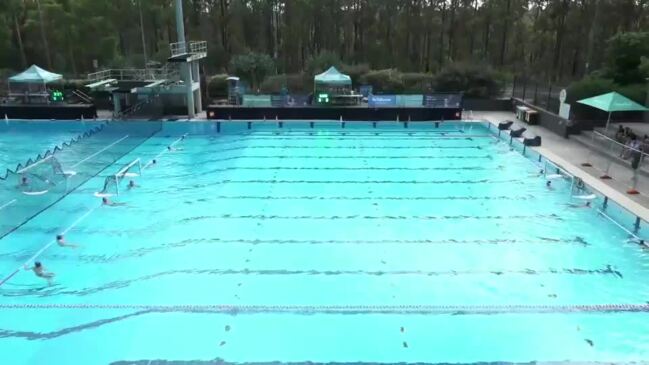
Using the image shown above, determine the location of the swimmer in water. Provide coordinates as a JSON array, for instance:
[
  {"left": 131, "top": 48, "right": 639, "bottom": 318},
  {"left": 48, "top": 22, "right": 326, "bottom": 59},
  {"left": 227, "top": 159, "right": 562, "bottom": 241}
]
[
  {"left": 546, "top": 180, "right": 554, "bottom": 190},
  {"left": 625, "top": 238, "right": 648, "bottom": 248},
  {"left": 24, "top": 261, "right": 55, "bottom": 285},
  {"left": 567, "top": 201, "right": 591, "bottom": 208},
  {"left": 19, "top": 176, "right": 28, "bottom": 187},
  {"left": 127, "top": 180, "right": 138, "bottom": 189},
  {"left": 56, "top": 234, "right": 78, "bottom": 249},
  {"left": 102, "top": 197, "right": 126, "bottom": 206}
]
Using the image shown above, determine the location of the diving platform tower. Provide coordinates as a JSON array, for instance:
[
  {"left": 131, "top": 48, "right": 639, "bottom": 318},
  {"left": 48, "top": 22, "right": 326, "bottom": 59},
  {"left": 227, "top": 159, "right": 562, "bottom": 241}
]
[
  {"left": 167, "top": 0, "right": 206, "bottom": 118},
  {"left": 85, "top": 0, "right": 206, "bottom": 118}
]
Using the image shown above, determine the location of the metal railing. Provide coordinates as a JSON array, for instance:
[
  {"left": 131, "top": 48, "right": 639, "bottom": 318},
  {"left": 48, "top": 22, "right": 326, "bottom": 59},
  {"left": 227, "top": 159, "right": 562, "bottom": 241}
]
[
  {"left": 170, "top": 41, "right": 187, "bottom": 57},
  {"left": 114, "top": 94, "right": 163, "bottom": 120},
  {"left": 581, "top": 130, "right": 649, "bottom": 194},
  {"left": 87, "top": 65, "right": 179, "bottom": 83},
  {"left": 170, "top": 40, "right": 207, "bottom": 58},
  {"left": 189, "top": 41, "right": 207, "bottom": 55}
]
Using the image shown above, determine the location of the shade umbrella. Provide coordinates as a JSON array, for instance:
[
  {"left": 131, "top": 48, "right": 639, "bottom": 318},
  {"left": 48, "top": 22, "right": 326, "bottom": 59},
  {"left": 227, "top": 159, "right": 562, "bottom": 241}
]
[{"left": 576, "top": 91, "right": 648, "bottom": 130}]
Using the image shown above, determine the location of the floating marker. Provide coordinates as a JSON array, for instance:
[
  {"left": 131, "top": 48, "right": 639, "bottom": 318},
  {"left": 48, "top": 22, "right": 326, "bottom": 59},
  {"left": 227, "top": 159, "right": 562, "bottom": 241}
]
[{"left": 573, "top": 194, "right": 596, "bottom": 200}]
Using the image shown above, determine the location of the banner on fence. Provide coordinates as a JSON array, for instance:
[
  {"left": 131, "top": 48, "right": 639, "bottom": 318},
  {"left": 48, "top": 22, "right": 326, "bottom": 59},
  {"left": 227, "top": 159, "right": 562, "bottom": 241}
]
[
  {"left": 368, "top": 94, "right": 397, "bottom": 107},
  {"left": 397, "top": 95, "right": 423, "bottom": 107},
  {"left": 242, "top": 95, "right": 272, "bottom": 107},
  {"left": 423, "top": 94, "right": 462, "bottom": 108}
]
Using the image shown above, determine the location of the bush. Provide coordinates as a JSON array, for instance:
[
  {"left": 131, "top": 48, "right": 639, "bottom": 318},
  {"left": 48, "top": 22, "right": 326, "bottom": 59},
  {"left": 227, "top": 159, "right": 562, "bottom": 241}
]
[
  {"left": 402, "top": 73, "right": 435, "bottom": 93},
  {"left": 260, "top": 73, "right": 309, "bottom": 94},
  {"left": 340, "top": 63, "right": 370, "bottom": 86},
  {"left": 613, "top": 83, "right": 647, "bottom": 104},
  {"left": 207, "top": 74, "right": 229, "bottom": 98},
  {"left": 565, "top": 76, "right": 616, "bottom": 104},
  {"left": 360, "top": 69, "right": 404, "bottom": 93},
  {"left": 306, "top": 51, "right": 342, "bottom": 76},
  {"left": 260, "top": 74, "right": 287, "bottom": 94},
  {"left": 433, "top": 64, "right": 504, "bottom": 98},
  {"left": 565, "top": 76, "right": 646, "bottom": 104}
]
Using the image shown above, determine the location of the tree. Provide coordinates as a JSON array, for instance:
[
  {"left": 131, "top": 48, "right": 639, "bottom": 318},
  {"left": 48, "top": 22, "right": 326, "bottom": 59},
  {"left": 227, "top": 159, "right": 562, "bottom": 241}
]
[
  {"left": 605, "top": 32, "right": 649, "bottom": 85},
  {"left": 228, "top": 52, "right": 275, "bottom": 90}
]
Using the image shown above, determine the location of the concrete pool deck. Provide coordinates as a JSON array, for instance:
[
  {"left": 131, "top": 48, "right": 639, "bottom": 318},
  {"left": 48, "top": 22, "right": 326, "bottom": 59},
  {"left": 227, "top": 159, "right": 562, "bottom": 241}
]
[{"left": 474, "top": 111, "right": 649, "bottom": 223}]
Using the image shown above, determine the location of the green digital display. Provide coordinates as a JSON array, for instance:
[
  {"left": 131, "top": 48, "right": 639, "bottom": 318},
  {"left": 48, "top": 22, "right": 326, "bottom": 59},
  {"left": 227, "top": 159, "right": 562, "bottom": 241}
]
[
  {"left": 317, "top": 93, "right": 329, "bottom": 103},
  {"left": 50, "top": 90, "right": 64, "bottom": 102}
]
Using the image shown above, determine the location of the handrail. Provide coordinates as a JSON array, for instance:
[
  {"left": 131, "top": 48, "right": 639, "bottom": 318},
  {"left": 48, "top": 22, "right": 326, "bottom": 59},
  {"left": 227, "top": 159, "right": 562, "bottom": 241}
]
[
  {"left": 87, "top": 67, "right": 179, "bottom": 83},
  {"left": 72, "top": 89, "right": 93, "bottom": 104}
]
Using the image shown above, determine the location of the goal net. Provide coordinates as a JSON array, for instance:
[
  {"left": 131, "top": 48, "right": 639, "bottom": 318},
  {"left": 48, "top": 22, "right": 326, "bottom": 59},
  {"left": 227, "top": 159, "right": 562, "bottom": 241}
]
[
  {"left": 98, "top": 158, "right": 142, "bottom": 196},
  {"left": 16, "top": 155, "right": 67, "bottom": 193}
]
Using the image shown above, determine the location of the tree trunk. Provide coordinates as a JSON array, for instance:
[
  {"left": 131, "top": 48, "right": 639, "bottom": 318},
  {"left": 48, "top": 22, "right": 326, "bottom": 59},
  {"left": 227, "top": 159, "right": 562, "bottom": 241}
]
[
  {"left": 448, "top": 0, "right": 457, "bottom": 61},
  {"left": 13, "top": 14, "right": 26, "bottom": 68},
  {"left": 585, "top": 0, "right": 601, "bottom": 74},
  {"left": 499, "top": 0, "right": 511, "bottom": 66},
  {"left": 552, "top": 0, "right": 569, "bottom": 80},
  {"left": 468, "top": 0, "right": 478, "bottom": 57},
  {"left": 438, "top": 1, "right": 446, "bottom": 68},
  {"left": 35, "top": 0, "right": 52, "bottom": 69},
  {"left": 139, "top": 0, "right": 148, "bottom": 68},
  {"left": 483, "top": 2, "right": 491, "bottom": 60}
]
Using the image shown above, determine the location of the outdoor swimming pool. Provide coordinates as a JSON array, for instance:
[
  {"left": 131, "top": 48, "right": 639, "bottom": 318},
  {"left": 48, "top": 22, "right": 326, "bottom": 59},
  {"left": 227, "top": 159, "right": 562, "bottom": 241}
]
[{"left": 0, "top": 120, "right": 648, "bottom": 364}]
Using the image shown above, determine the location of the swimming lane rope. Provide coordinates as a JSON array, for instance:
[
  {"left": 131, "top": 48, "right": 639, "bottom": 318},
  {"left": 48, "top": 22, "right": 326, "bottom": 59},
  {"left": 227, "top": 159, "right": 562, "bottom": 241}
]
[{"left": 1, "top": 303, "right": 648, "bottom": 314}]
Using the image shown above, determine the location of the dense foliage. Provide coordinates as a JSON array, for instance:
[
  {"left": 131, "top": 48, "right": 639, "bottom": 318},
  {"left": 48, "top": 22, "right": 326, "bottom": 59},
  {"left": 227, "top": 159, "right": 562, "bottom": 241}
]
[
  {"left": 0, "top": 1, "right": 648, "bottom": 98},
  {"left": 2, "top": 1, "right": 648, "bottom": 77}
]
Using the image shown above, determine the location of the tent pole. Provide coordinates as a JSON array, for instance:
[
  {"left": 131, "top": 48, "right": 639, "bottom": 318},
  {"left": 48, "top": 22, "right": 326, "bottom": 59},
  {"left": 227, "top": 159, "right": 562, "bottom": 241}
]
[{"left": 606, "top": 111, "right": 611, "bottom": 131}]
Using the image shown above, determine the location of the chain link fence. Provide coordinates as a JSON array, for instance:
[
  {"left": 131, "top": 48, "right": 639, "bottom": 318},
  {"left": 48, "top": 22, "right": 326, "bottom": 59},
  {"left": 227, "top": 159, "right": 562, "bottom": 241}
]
[{"left": 512, "top": 77, "right": 566, "bottom": 115}]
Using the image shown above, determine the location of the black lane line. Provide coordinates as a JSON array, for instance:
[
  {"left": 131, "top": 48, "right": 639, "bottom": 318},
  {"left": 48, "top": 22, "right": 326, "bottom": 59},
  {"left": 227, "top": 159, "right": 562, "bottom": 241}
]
[
  {"left": 15, "top": 237, "right": 589, "bottom": 264},
  {"left": 185, "top": 194, "right": 535, "bottom": 202},
  {"left": 177, "top": 213, "right": 562, "bottom": 222},
  {"left": 2, "top": 266, "right": 622, "bottom": 298}
]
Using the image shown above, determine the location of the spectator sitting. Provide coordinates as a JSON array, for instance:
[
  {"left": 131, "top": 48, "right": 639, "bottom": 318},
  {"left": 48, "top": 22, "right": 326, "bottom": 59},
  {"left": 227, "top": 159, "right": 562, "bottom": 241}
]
[
  {"left": 615, "top": 125, "right": 626, "bottom": 143},
  {"left": 623, "top": 134, "right": 642, "bottom": 160}
]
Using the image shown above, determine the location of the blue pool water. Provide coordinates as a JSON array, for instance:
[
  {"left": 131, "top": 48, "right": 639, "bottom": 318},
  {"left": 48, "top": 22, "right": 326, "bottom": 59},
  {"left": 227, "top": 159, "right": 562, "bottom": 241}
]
[{"left": 0, "top": 121, "right": 648, "bottom": 364}]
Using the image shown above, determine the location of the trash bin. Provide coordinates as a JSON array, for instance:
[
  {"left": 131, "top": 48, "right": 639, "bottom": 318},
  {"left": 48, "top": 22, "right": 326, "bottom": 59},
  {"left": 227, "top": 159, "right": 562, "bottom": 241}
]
[{"left": 525, "top": 110, "right": 539, "bottom": 125}]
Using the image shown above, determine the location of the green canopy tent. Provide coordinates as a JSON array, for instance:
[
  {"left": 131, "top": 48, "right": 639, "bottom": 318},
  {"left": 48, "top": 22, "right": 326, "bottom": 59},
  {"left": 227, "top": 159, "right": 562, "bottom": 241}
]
[
  {"left": 313, "top": 66, "right": 354, "bottom": 104},
  {"left": 8, "top": 65, "right": 63, "bottom": 103},
  {"left": 9, "top": 64, "right": 62, "bottom": 83},
  {"left": 576, "top": 91, "right": 648, "bottom": 130}
]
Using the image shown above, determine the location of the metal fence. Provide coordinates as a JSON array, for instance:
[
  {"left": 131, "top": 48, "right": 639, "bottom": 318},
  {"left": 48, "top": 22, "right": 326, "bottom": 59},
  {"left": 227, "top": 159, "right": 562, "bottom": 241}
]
[
  {"left": 512, "top": 77, "right": 565, "bottom": 115},
  {"left": 580, "top": 130, "right": 649, "bottom": 194}
]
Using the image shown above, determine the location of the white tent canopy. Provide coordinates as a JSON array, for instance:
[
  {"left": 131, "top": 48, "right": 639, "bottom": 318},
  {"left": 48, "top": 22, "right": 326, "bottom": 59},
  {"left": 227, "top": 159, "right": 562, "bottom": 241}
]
[{"left": 9, "top": 65, "right": 62, "bottom": 84}]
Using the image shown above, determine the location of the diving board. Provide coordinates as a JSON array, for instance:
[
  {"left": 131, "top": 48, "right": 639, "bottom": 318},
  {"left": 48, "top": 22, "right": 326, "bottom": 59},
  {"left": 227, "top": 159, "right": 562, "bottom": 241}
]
[{"left": 85, "top": 79, "right": 117, "bottom": 89}]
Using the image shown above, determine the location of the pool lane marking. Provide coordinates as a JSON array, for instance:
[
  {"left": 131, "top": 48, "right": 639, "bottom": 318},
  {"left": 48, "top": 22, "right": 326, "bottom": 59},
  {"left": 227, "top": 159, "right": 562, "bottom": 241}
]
[
  {"left": 0, "top": 199, "right": 16, "bottom": 211},
  {"left": 0, "top": 205, "right": 99, "bottom": 287},
  {"left": 71, "top": 134, "right": 130, "bottom": 168},
  {"left": 2, "top": 303, "right": 649, "bottom": 314},
  {"left": 144, "top": 134, "right": 187, "bottom": 169}
]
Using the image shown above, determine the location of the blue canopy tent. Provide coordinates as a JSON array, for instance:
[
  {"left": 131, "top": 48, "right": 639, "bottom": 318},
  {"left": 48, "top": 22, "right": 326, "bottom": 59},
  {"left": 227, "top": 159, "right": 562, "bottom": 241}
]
[{"left": 8, "top": 65, "right": 63, "bottom": 103}]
